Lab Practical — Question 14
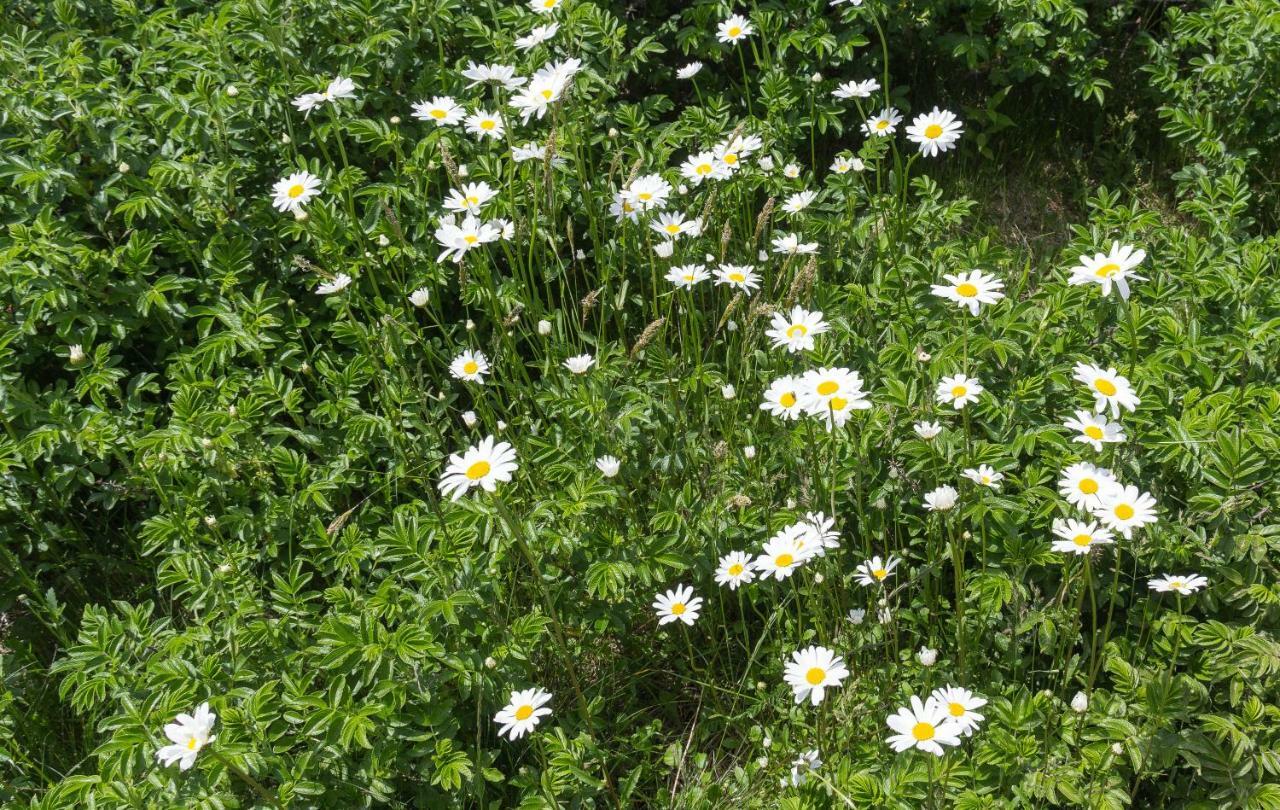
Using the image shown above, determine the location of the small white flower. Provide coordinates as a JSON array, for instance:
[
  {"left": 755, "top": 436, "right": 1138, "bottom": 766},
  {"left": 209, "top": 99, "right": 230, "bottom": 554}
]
[
  {"left": 924, "top": 485, "right": 958, "bottom": 512},
  {"left": 563, "top": 354, "right": 595, "bottom": 374},
  {"left": 715, "top": 550, "right": 756, "bottom": 590},
  {"left": 717, "top": 14, "right": 755, "bottom": 44},
  {"left": 917, "top": 646, "right": 938, "bottom": 666},
  {"left": 847, "top": 608, "right": 866, "bottom": 625},
  {"left": 677, "top": 62, "right": 704, "bottom": 80},
  {"left": 595, "top": 455, "right": 620, "bottom": 477},
  {"left": 494, "top": 688, "right": 552, "bottom": 741},
  {"left": 783, "top": 646, "right": 849, "bottom": 706},
  {"left": 914, "top": 420, "right": 942, "bottom": 440},
  {"left": 962, "top": 464, "right": 1004, "bottom": 490},
  {"left": 68, "top": 344, "right": 86, "bottom": 364},
  {"left": 1070, "top": 692, "right": 1089, "bottom": 713},
  {"left": 450, "top": 350, "right": 490, "bottom": 383},
  {"left": 743, "top": 445, "right": 756, "bottom": 459},
  {"left": 537, "top": 319, "right": 552, "bottom": 335},
  {"left": 515, "top": 22, "right": 559, "bottom": 50},
  {"left": 782, "top": 163, "right": 801, "bottom": 179},
  {"left": 462, "top": 411, "right": 478, "bottom": 427},
  {"left": 155, "top": 703, "right": 217, "bottom": 771},
  {"left": 409, "top": 288, "right": 431, "bottom": 307},
  {"left": 721, "top": 384, "right": 736, "bottom": 400},
  {"left": 316, "top": 274, "right": 352, "bottom": 295},
  {"left": 1149, "top": 574, "right": 1208, "bottom": 595},
  {"left": 653, "top": 584, "right": 703, "bottom": 626},
  {"left": 654, "top": 240, "right": 675, "bottom": 258},
  {"left": 788, "top": 749, "right": 822, "bottom": 787}
]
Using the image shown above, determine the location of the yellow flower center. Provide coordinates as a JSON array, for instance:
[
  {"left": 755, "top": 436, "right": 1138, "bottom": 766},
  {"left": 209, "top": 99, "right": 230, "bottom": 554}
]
[
  {"left": 543, "top": 0, "right": 556, "bottom": 7},
  {"left": 465, "top": 461, "right": 491, "bottom": 480},
  {"left": 541, "top": 89, "right": 553, "bottom": 100},
  {"left": 287, "top": 184, "right": 305, "bottom": 198},
  {"left": 786, "top": 324, "right": 807, "bottom": 339},
  {"left": 813, "top": 382, "right": 838, "bottom": 397},
  {"left": 948, "top": 702, "right": 965, "bottom": 717},
  {"left": 1079, "top": 478, "right": 1099, "bottom": 494},
  {"left": 1096, "top": 262, "right": 1119, "bottom": 278},
  {"left": 1114, "top": 503, "right": 1135, "bottom": 520},
  {"left": 723, "top": 153, "right": 738, "bottom": 164},
  {"left": 729, "top": 272, "right": 745, "bottom": 282},
  {"left": 875, "top": 120, "right": 889, "bottom": 130},
  {"left": 1169, "top": 580, "right": 1183, "bottom": 589},
  {"left": 728, "top": 26, "right": 741, "bottom": 37},
  {"left": 622, "top": 201, "right": 634, "bottom": 212},
  {"left": 670, "top": 602, "right": 686, "bottom": 615},
  {"left": 1073, "top": 534, "right": 1092, "bottom": 547},
  {"left": 1094, "top": 379, "right": 1117, "bottom": 396},
  {"left": 1084, "top": 425, "right": 1104, "bottom": 440},
  {"left": 682, "top": 274, "right": 694, "bottom": 282},
  {"left": 638, "top": 192, "right": 652, "bottom": 201},
  {"left": 779, "top": 392, "right": 797, "bottom": 408},
  {"left": 775, "top": 553, "right": 794, "bottom": 568},
  {"left": 480, "top": 119, "right": 495, "bottom": 130},
  {"left": 728, "top": 563, "right": 744, "bottom": 576},
  {"left": 829, "top": 397, "right": 848, "bottom": 411},
  {"left": 911, "top": 722, "right": 935, "bottom": 741},
  {"left": 515, "top": 705, "right": 534, "bottom": 720},
  {"left": 466, "top": 196, "right": 479, "bottom": 205},
  {"left": 805, "top": 667, "right": 826, "bottom": 685},
  {"left": 924, "top": 123, "right": 943, "bottom": 139},
  {"left": 955, "top": 283, "right": 978, "bottom": 297},
  {"left": 430, "top": 109, "right": 446, "bottom": 119},
  {"left": 951, "top": 385, "right": 967, "bottom": 398},
  {"left": 187, "top": 737, "right": 199, "bottom": 751},
  {"left": 872, "top": 568, "right": 887, "bottom": 580},
  {"left": 464, "top": 234, "right": 478, "bottom": 244},
  {"left": 696, "top": 163, "right": 712, "bottom": 175},
  {"left": 463, "top": 361, "right": 479, "bottom": 374},
  {"left": 981, "top": 476, "right": 991, "bottom": 484},
  {"left": 666, "top": 224, "right": 681, "bottom": 234}
]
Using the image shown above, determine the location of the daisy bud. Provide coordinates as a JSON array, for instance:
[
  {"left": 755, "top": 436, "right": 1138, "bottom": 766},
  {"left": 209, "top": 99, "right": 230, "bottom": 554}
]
[
  {"left": 537, "top": 319, "right": 552, "bottom": 335},
  {"left": 721, "top": 384, "right": 736, "bottom": 400},
  {"left": 847, "top": 608, "right": 866, "bottom": 625},
  {"left": 677, "top": 184, "right": 688, "bottom": 194},
  {"left": 497, "top": 420, "right": 507, "bottom": 431},
  {"left": 462, "top": 411, "right": 478, "bottom": 427},
  {"left": 654, "top": 241, "right": 674, "bottom": 258},
  {"left": 878, "top": 608, "right": 892, "bottom": 624},
  {"left": 286, "top": 298, "right": 295, "bottom": 307},
  {"left": 786, "top": 498, "right": 796, "bottom": 509},
  {"left": 1111, "top": 743, "right": 1123, "bottom": 755},
  {"left": 484, "top": 656, "right": 497, "bottom": 669},
  {"left": 575, "top": 249, "right": 586, "bottom": 260},
  {"left": 465, "top": 319, "right": 475, "bottom": 331},
  {"left": 377, "top": 234, "right": 390, "bottom": 247},
  {"left": 204, "top": 515, "right": 217, "bottom": 527},
  {"left": 963, "top": 530, "right": 972, "bottom": 540},
  {"left": 756, "top": 757, "right": 769, "bottom": 768},
  {"left": 68, "top": 344, "right": 86, "bottom": 364},
  {"left": 117, "top": 162, "right": 131, "bottom": 174},
  {"left": 281, "top": 133, "right": 291, "bottom": 144},
  {"left": 608, "top": 127, "right": 618, "bottom": 138},
  {"left": 293, "top": 209, "right": 308, "bottom": 222},
  {"left": 743, "top": 445, "right": 756, "bottom": 459},
  {"left": 390, "top": 115, "right": 401, "bottom": 124},
  {"left": 755, "top": 681, "right": 766, "bottom": 691},
  {"left": 300, "top": 362, "right": 311, "bottom": 373},
  {"left": 758, "top": 250, "right": 768, "bottom": 261},
  {"left": 917, "top": 646, "right": 938, "bottom": 666},
  {"left": 704, "top": 253, "right": 716, "bottom": 262},
  {"left": 457, "top": 163, "right": 469, "bottom": 177},
  {"left": 1071, "top": 692, "right": 1088, "bottom": 713},
  {"left": 228, "top": 405, "right": 237, "bottom": 417},
  {"left": 813, "top": 572, "right": 824, "bottom": 584},
  {"left": 810, "top": 72, "right": 822, "bottom": 82},
  {"left": 916, "top": 347, "right": 931, "bottom": 362},
  {"left": 762, "top": 736, "right": 772, "bottom": 748},
  {"left": 409, "top": 288, "right": 430, "bottom": 307},
  {"left": 201, "top": 437, "right": 213, "bottom": 449},
  {"left": 726, "top": 320, "right": 738, "bottom": 332},
  {"left": 758, "top": 155, "right": 775, "bottom": 171},
  {"left": 873, "top": 497, "right": 887, "bottom": 509},
  {"left": 225, "top": 85, "right": 238, "bottom": 96}
]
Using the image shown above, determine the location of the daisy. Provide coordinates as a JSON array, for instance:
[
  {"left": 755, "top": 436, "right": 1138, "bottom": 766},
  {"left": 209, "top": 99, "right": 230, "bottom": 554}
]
[
  {"left": 854, "top": 554, "right": 900, "bottom": 587},
  {"left": 437, "top": 435, "right": 518, "bottom": 500},
  {"left": 861, "top": 108, "right": 902, "bottom": 137},
  {"left": 666, "top": 264, "right": 710, "bottom": 289},
  {"left": 935, "top": 374, "right": 983, "bottom": 409},
  {"left": 515, "top": 22, "right": 559, "bottom": 50},
  {"left": 798, "top": 367, "right": 871, "bottom": 429},
  {"left": 1073, "top": 363, "right": 1140, "bottom": 417},
  {"left": 800, "top": 511, "right": 841, "bottom": 553},
  {"left": 714, "top": 264, "right": 760, "bottom": 292},
  {"left": 563, "top": 354, "right": 595, "bottom": 374},
  {"left": 595, "top": 455, "right": 620, "bottom": 477},
  {"left": 291, "top": 92, "right": 326, "bottom": 115},
  {"left": 529, "top": 0, "right": 563, "bottom": 13},
  {"left": 830, "top": 155, "right": 861, "bottom": 174},
  {"left": 1149, "top": 574, "right": 1208, "bottom": 595},
  {"left": 680, "top": 151, "right": 730, "bottom": 186},
  {"left": 271, "top": 171, "right": 322, "bottom": 212},
  {"left": 1093, "top": 485, "right": 1158, "bottom": 538},
  {"left": 930, "top": 270, "right": 1005, "bottom": 316},
  {"left": 1057, "top": 462, "right": 1119, "bottom": 511},
  {"left": 512, "top": 142, "right": 548, "bottom": 162},
  {"left": 765, "top": 306, "right": 828, "bottom": 353},
  {"left": 464, "top": 109, "right": 505, "bottom": 140},
  {"left": 783, "top": 645, "right": 849, "bottom": 706},
  {"left": 651, "top": 211, "right": 700, "bottom": 240},
  {"left": 155, "top": 703, "right": 217, "bottom": 771},
  {"left": 962, "top": 464, "right": 1003, "bottom": 490},
  {"left": 906, "top": 108, "right": 964, "bottom": 157},
  {"left": 409, "top": 288, "right": 431, "bottom": 307},
  {"left": 677, "top": 62, "right": 703, "bottom": 80},
  {"left": 715, "top": 550, "right": 756, "bottom": 590},
  {"left": 914, "top": 421, "right": 942, "bottom": 440},
  {"left": 316, "top": 274, "right": 352, "bottom": 295},
  {"left": 1063, "top": 409, "right": 1126, "bottom": 451},
  {"left": 788, "top": 749, "right": 822, "bottom": 787},
  {"left": 323, "top": 76, "right": 357, "bottom": 103},
  {"left": 624, "top": 174, "right": 672, "bottom": 210},
  {"left": 924, "top": 485, "right": 958, "bottom": 512},
  {"left": 411, "top": 96, "right": 464, "bottom": 126},
  {"left": 494, "top": 689, "right": 552, "bottom": 740},
  {"left": 929, "top": 686, "right": 987, "bottom": 736},
  {"left": 717, "top": 14, "right": 754, "bottom": 44},
  {"left": 444, "top": 181, "right": 498, "bottom": 214},
  {"left": 1050, "top": 518, "right": 1113, "bottom": 555},
  {"left": 461, "top": 62, "right": 526, "bottom": 89},
  {"left": 653, "top": 584, "right": 703, "bottom": 626},
  {"left": 771, "top": 232, "right": 820, "bottom": 255},
  {"left": 760, "top": 375, "right": 805, "bottom": 420},
  {"left": 833, "top": 78, "right": 879, "bottom": 99},
  {"left": 434, "top": 215, "right": 501, "bottom": 263},
  {"left": 752, "top": 528, "right": 812, "bottom": 581},
  {"left": 714, "top": 134, "right": 763, "bottom": 171},
  {"left": 782, "top": 190, "right": 817, "bottom": 214},
  {"left": 782, "top": 163, "right": 802, "bottom": 179},
  {"left": 1068, "top": 242, "right": 1146, "bottom": 300},
  {"left": 450, "top": 349, "right": 490, "bottom": 383},
  {"left": 886, "top": 696, "right": 964, "bottom": 755}
]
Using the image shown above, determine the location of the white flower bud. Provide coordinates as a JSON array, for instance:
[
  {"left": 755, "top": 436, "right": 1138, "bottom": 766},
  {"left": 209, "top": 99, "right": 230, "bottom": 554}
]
[
  {"left": 217, "top": 562, "right": 232, "bottom": 573},
  {"left": 1071, "top": 692, "right": 1088, "bottom": 713},
  {"left": 204, "top": 515, "right": 217, "bottom": 527},
  {"left": 390, "top": 115, "right": 401, "bottom": 125},
  {"left": 1111, "top": 742, "right": 1123, "bottom": 755},
  {"left": 484, "top": 656, "right": 497, "bottom": 669},
  {"left": 813, "top": 572, "right": 824, "bottom": 584},
  {"left": 721, "top": 384, "right": 736, "bottom": 400},
  {"left": 293, "top": 208, "right": 309, "bottom": 222},
  {"left": 743, "top": 445, "right": 756, "bottom": 459},
  {"left": 917, "top": 646, "right": 938, "bottom": 666},
  {"left": 607, "top": 127, "right": 619, "bottom": 138},
  {"left": 916, "top": 347, "right": 931, "bottom": 362},
  {"left": 762, "top": 736, "right": 772, "bottom": 748},
  {"left": 117, "top": 162, "right": 131, "bottom": 174},
  {"left": 758, "top": 249, "right": 768, "bottom": 262},
  {"left": 758, "top": 155, "right": 774, "bottom": 171},
  {"left": 726, "top": 319, "right": 738, "bottom": 332},
  {"left": 810, "top": 72, "right": 823, "bottom": 83},
  {"left": 409, "top": 288, "right": 430, "bottom": 307},
  {"left": 68, "top": 344, "right": 86, "bottom": 364},
  {"left": 378, "top": 234, "right": 390, "bottom": 247},
  {"left": 457, "top": 163, "right": 469, "bottom": 177},
  {"left": 575, "top": 249, "right": 586, "bottom": 260},
  {"left": 654, "top": 241, "right": 674, "bottom": 258},
  {"left": 537, "top": 319, "right": 552, "bottom": 335},
  {"left": 300, "top": 362, "right": 311, "bottom": 373},
  {"left": 228, "top": 405, "right": 237, "bottom": 417},
  {"left": 465, "top": 319, "right": 475, "bottom": 331},
  {"left": 785, "top": 498, "right": 796, "bottom": 509},
  {"left": 677, "top": 184, "right": 688, "bottom": 195},
  {"left": 497, "top": 420, "right": 507, "bottom": 431},
  {"left": 847, "top": 608, "right": 866, "bottom": 625},
  {"left": 462, "top": 411, "right": 478, "bottom": 427},
  {"left": 201, "top": 437, "right": 213, "bottom": 449},
  {"left": 225, "top": 85, "right": 238, "bottom": 97},
  {"left": 281, "top": 133, "right": 291, "bottom": 144}
]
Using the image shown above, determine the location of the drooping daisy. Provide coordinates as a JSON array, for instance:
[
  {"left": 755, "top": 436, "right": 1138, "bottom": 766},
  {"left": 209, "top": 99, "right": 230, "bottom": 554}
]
[
  {"left": 752, "top": 529, "right": 812, "bottom": 581},
  {"left": 651, "top": 211, "right": 700, "bottom": 240},
  {"left": 1093, "top": 485, "right": 1158, "bottom": 538},
  {"left": 271, "top": 171, "right": 322, "bottom": 212},
  {"left": 653, "top": 584, "right": 703, "bottom": 626},
  {"left": 1050, "top": 518, "right": 1113, "bottom": 555},
  {"left": 515, "top": 22, "right": 559, "bottom": 50},
  {"left": 677, "top": 62, "right": 704, "bottom": 80},
  {"left": 800, "top": 511, "right": 841, "bottom": 553},
  {"left": 914, "top": 421, "right": 942, "bottom": 440},
  {"left": 438, "top": 435, "right": 518, "bottom": 500},
  {"left": 713, "top": 264, "right": 761, "bottom": 292},
  {"left": 409, "top": 288, "right": 431, "bottom": 307},
  {"left": 1057, "top": 462, "right": 1119, "bottom": 511},
  {"left": 715, "top": 550, "right": 756, "bottom": 590},
  {"left": 765, "top": 306, "right": 828, "bottom": 353},
  {"left": 291, "top": 92, "right": 326, "bottom": 115},
  {"left": 782, "top": 190, "right": 818, "bottom": 214},
  {"left": 717, "top": 13, "right": 754, "bottom": 44},
  {"left": 924, "top": 485, "right": 958, "bottom": 512},
  {"left": 783, "top": 645, "right": 849, "bottom": 706},
  {"left": 1149, "top": 574, "right": 1208, "bottom": 595},
  {"left": 1063, "top": 409, "right": 1126, "bottom": 451},
  {"left": 316, "top": 274, "right": 352, "bottom": 295},
  {"left": 930, "top": 270, "right": 1005, "bottom": 316},
  {"left": 770, "top": 232, "right": 820, "bottom": 255},
  {"left": 935, "top": 374, "right": 983, "bottom": 410},
  {"left": 1068, "top": 242, "right": 1146, "bottom": 300},
  {"left": 798, "top": 367, "right": 871, "bottom": 429},
  {"left": 1073, "top": 363, "right": 1140, "bottom": 417},
  {"left": 854, "top": 554, "right": 900, "bottom": 587},
  {"left": 444, "top": 181, "right": 498, "bottom": 214},
  {"left": 411, "top": 96, "right": 465, "bottom": 126},
  {"left": 886, "top": 696, "right": 964, "bottom": 756},
  {"left": 929, "top": 686, "right": 987, "bottom": 736},
  {"left": 155, "top": 703, "right": 217, "bottom": 770},
  {"left": 450, "top": 349, "right": 490, "bottom": 383},
  {"left": 595, "top": 455, "right": 620, "bottom": 477},
  {"left": 861, "top": 107, "right": 902, "bottom": 137},
  {"left": 434, "top": 214, "right": 501, "bottom": 263},
  {"left": 464, "top": 109, "right": 505, "bottom": 140},
  {"left": 494, "top": 689, "right": 552, "bottom": 741},
  {"left": 461, "top": 62, "right": 526, "bottom": 89},
  {"left": 563, "top": 354, "right": 595, "bottom": 374},
  {"left": 624, "top": 174, "right": 672, "bottom": 211},
  {"left": 509, "top": 66, "right": 572, "bottom": 122},
  {"left": 665, "top": 264, "right": 710, "bottom": 289},
  {"left": 788, "top": 749, "right": 822, "bottom": 787},
  {"left": 906, "top": 108, "right": 964, "bottom": 157},
  {"left": 832, "top": 78, "right": 879, "bottom": 100},
  {"left": 962, "top": 465, "right": 1003, "bottom": 490},
  {"left": 760, "top": 375, "right": 805, "bottom": 420}
]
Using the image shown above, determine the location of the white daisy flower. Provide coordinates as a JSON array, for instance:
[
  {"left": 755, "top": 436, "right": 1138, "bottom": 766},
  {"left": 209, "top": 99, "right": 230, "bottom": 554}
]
[
  {"left": 1050, "top": 518, "right": 1113, "bottom": 555},
  {"left": 765, "top": 306, "right": 828, "bottom": 353},
  {"left": 665, "top": 264, "right": 710, "bottom": 289},
  {"left": 316, "top": 274, "right": 352, "bottom": 295},
  {"left": 563, "top": 354, "right": 595, "bottom": 374},
  {"left": 787, "top": 749, "right": 822, "bottom": 787},
  {"left": 800, "top": 511, "right": 841, "bottom": 553},
  {"left": 438, "top": 435, "right": 518, "bottom": 500},
  {"left": 443, "top": 181, "right": 498, "bottom": 214},
  {"left": 717, "top": 14, "right": 754, "bottom": 44},
  {"left": 962, "top": 464, "right": 1003, "bottom": 490},
  {"left": 906, "top": 107, "right": 964, "bottom": 157},
  {"left": 1149, "top": 574, "right": 1208, "bottom": 595},
  {"left": 461, "top": 62, "right": 526, "bottom": 89},
  {"left": 1063, "top": 409, "right": 1126, "bottom": 450},
  {"left": 832, "top": 78, "right": 879, "bottom": 99},
  {"left": 1068, "top": 242, "right": 1146, "bottom": 300},
  {"left": 515, "top": 22, "right": 559, "bottom": 50},
  {"left": 935, "top": 374, "right": 983, "bottom": 409},
  {"left": 1093, "top": 484, "right": 1158, "bottom": 538},
  {"left": 409, "top": 288, "right": 431, "bottom": 307},
  {"left": 1057, "top": 462, "right": 1120, "bottom": 511},
  {"left": 677, "top": 62, "right": 704, "bottom": 80},
  {"left": 624, "top": 174, "right": 672, "bottom": 210},
  {"left": 679, "top": 151, "right": 731, "bottom": 186},
  {"left": 752, "top": 526, "right": 813, "bottom": 581},
  {"left": 924, "top": 485, "right": 958, "bottom": 512},
  {"left": 1073, "top": 363, "right": 1140, "bottom": 417},
  {"left": 494, "top": 688, "right": 552, "bottom": 740},
  {"left": 411, "top": 95, "right": 465, "bottom": 126},
  {"left": 155, "top": 702, "right": 217, "bottom": 771},
  {"left": 652, "top": 211, "right": 700, "bottom": 240},
  {"left": 271, "top": 171, "right": 322, "bottom": 212},
  {"left": 885, "top": 696, "right": 964, "bottom": 756},
  {"left": 930, "top": 270, "right": 1005, "bottom": 316},
  {"left": 760, "top": 375, "right": 805, "bottom": 420},
  {"left": 854, "top": 554, "right": 900, "bottom": 587},
  {"left": 434, "top": 214, "right": 501, "bottom": 263},
  {"left": 783, "top": 645, "right": 849, "bottom": 706},
  {"left": 770, "top": 232, "right": 820, "bottom": 255},
  {"left": 782, "top": 163, "right": 801, "bottom": 179},
  {"left": 798, "top": 366, "right": 872, "bottom": 429},
  {"left": 861, "top": 107, "right": 902, "bottom": 137},
  {"left": 653, "top": 584, "right": 703, "bottom": 626},
  {"left": 914, "top": 420, "right": 943, "bottom": 440},
  {"left": 464, "top": 109, "right": 505, "bottom": 140},
  {"left": 450, "top": 349, "right": 490, "bottom": 383},
  {"left": 713, "top": 264, "right": 760, "bottom": 292},
  {"left": 595, "top": 455, "right": 620, "bottom": 477},
  {"left": 715, "top": 550, "right": 756, "bottom": 590},
  {"left": 782, "top": 190, "right": 818, "bottom": 214},
  {"left": 929, "top": 686, "right": 987, "bottom": 736},
  {"left": 529, "top": 0, "right": 563, "bottom": 13}
]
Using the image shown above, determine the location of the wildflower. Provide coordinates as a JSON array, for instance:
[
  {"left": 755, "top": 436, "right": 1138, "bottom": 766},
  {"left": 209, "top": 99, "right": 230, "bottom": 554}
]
[
  {"left": 1073, "top": 363, "right": 1140, "bottom": 417},
  {"left": 1051, "top": 518, "right": 1113, "bottom": 555},
  {"left": 917, "top": 647, "right": 938, "bottom": 667},
  {"left": 798, "top": 367, "right": 871, "bottom": 429},
  {"left": 924, "top": 485, "right": 958, "bottom": 512},
  {"left": 782, "top": 190, "right": 817, "bottom": 214},
  {"left": 930, "top": 270, "right": 1005, "bottom": 316},
  {"left": 537, "top": 319, "right": 552, "bottom": 335},
  {"left": 717, "top": 13, "right": 754, "bottom": 44},
  {"left": 721, "top": 384, "right": 736, "bottom": 400},
  {"left": 411, "top": 96, "right": 465, "bottom": 126},
  {"left": 743, "top": 445, "right": 756, "bottom": 458},
  {"left": 677, "top": 62, "right": 703, "bottom": 79},
  {"left": 714, "top": 264, "right": 761, "bottom": 292},
  {"left": 787, "top": 750, "right": 822, "bottom": 787},
  {"left": 494, "top": 689, "right": 552, "bottom": 740},
  {"left": 1064, "top": 409, "right": 1126, "bottom": 451},
  {"left": 714, "top": 134, "right": 763, "bottom": 170},
  {"left": 1093, "top": 485, "right": 1158, "bottom": 538},
  {"left": 438, "top": 435, "right": 518, "bottom": 500},
  {"left": 434, "top": 214, "right": 501, "bottom": 263},
  {"left": 1071, "top": 691, "right": 1089, "bottom": 713},
  {"left": 462, "top": 411, "right": 478, "bottom": 427},
  {"left": 68, "top": 344, "right": 86, "bottom": 364},
  {"left": 625, "top": 174, "right": 672, "bottom": 210},
  {"left": 906, "top": 108, "right": 964, "bottom": 157},
  {"left": 292, "top": 76, "right": 357, "bottom": 116},
  {"left": 529, "top": 0, "right": 563, "bottom": 13},
  {"left": 464, "top": 109, "right": 505, "bottom": 140},
  {"left": 595, "top": 455, "right": 620, "bottom": 477},
  {"left": 155, "top": 702, "right": 217, "bottom": 770},
  {"left": 450, "top": 349, "right": 490, "bottom": 383},
  {"left": 930, "top": 686, "right": 987, "bottom": 736},
  {"left": 653, "top": 240, "right": 674, "bottom": 258},
  {"left": 782, "top": 163, "right": 801, "bottom": 179},
  {"left": 830, "top": 155, "right": 863, "bottom": 174},
  {"left": 653, "top": 584, "right": 703, "bottom": 626},
  {"left": 715, "top": 551, "right": 756, "bottom": 590},
  {"left": 515, "top": 22, "right": 559, "bottom": 50},
  {"left": 1149, "top": 574, "right": 1208, "bottom": 595},
  {"left": 847, "top": 608, "right": 866, "bottom": 624},
  {"left": 800, "top": 512, "right": 841, "bottom": 553},
  {"left": 652, "top": 211, "right": 700, "bottom": 240},
  {"left": 783, "top": 645, "right": 849, "bottom": 706},
  {"left": 666, "top": 264, "right": 710, "bottom": 289},
  {"left": 680, "top": 151, "right": 730, "bottom": 186},
  {"left": 914, "top": 420, "right": 942, "bottom": 440},
  {"left": 861, "top": 107, "right": 902, "bottom": 137},
  {"left": 752, "top": 527, "right": 812, "bottom": 580},
  {"left": 563, "top": 354, "right": 595, "bottom": 374},
  {"left": 316, "top": 274, "right": 352, "bottom": 295},
  {"left": 271, "top": 171, "right": 322, "bottom": 212},
  {"left": 886, "top": 695, "right": 961, "bottom": 755},
  {"left": 765, "top": 306, "right": 828, "bottom": 353},
  {"left": 962, "top": 465, "right": 1003, "bottom": 490},
  {"left": 1058, "top": 462, "right": 1120, "bottom": 511},
  {"left": 443, "top": 182, "right": 498, "bottom": 215},
  {"left": 854, "top": 554, "right": 900, "bottom": 587},
  {"left": 461, "top": 62, "right": 526, "bottom": 89},
  {"left": 760, "top": 375, "right": 805, "bottom": 420},
  {"left": 833, "top": 78, "right": 879, "bottom": 99},
  {"left": 1068, "top": 242, "right": 1146, "bottom": 300},
  {"left": 935, "top": 374, "right": 983, "bottom": 409},
  {"left": 770, "top": 232, "right": 820, "bottom": 255}
]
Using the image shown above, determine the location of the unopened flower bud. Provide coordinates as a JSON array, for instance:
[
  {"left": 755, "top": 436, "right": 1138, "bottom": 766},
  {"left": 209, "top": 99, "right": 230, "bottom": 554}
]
[
  {"left": 743, "top": 445, "right": 756, "bottom": 459},
  {"left": 1071, "top": 692, "right": 1088, "bottom": 713},
  {"left": 204, "top": 515, "right": 217, "bottom": 527},
  {"left": 537, "top": 319, "right": 551, "bottom": 335},
  {"left": 225, "top": 85, "right": 238, "bottom": 97},
  {"left": 484, "top": 656, "right": 497, "bottom": 669},
  {"left": 390, "top": 115, "right": 401, "bottom": 124},
  {"left": 463, "top": 411, "right": 477, "bottom": 427},
  {"left": 293, "top": 209, "right": 309, "bottom": 222},
  {"left": 117, "top": 162, "right": 131, "bottom": 174}
]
